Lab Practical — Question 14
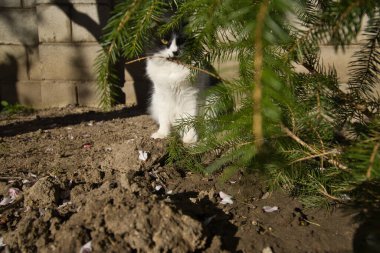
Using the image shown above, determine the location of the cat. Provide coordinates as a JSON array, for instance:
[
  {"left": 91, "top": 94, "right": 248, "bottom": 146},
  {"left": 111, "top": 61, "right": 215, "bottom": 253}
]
[{"left": 146, "top": 27, "right": 217, "bottom": 144}]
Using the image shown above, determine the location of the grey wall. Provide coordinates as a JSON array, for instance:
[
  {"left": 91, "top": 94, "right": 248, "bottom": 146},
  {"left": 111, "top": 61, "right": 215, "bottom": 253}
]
[{"left": 0, "top": 0, "right": 145, "bottom": 108}]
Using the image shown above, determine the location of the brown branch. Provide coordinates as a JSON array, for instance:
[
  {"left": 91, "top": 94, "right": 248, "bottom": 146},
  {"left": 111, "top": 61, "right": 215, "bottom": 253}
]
[
  {"left": 281, "top": 125, "right": 349, "bottom": 171},
  {"left": 290, "top": 149, "right": 340, "bottom": 164},
  {"left": 366, "top": 142, "right": 379, "bottom": 179},
  {"left": 318, "top": 188, "right": 342, "bottom": 202},
  {"left": 126, "top": 56, "right": 224, "bottom": 81},
  {"left": 252, "top": 0, "right": 269, "bottom": 150}
]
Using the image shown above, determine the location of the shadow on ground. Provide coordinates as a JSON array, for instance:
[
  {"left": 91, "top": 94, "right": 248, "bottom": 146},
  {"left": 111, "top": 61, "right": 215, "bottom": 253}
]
[
  {"left": 168, "top": 191, "right": 239, "bottom": 252},
  {"left": 0, "top": 106, "right": 144, "bottom": 137},
  {"left": 350, "top": 180, "right": 380, "bottom": 253}
]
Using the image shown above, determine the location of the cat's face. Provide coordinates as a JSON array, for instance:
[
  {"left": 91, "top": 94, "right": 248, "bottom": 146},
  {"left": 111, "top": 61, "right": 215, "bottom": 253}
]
[{"left": 149, "top": 32, "right": 187, "bottom": 59}]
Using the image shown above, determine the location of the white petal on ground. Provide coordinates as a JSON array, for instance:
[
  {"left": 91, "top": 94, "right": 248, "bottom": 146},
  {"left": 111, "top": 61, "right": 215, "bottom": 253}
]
[
  {"left": 0, "top": 197, "right": 12, "bottom": 206},
  {"left": 0, "top": 188, "right": 21, "bottom": 206},
  {"left": 79, "top": 241, "right": 92, "bottom": 253},
  {"left": 262, "top": 206, "right": 279, "bottom": 213},
  {"left": 262, "top": 246, "right": 273, "bottom": 253},
  {"left": 138, "top": 150, "right": 149, "bottom": 161},
  {"left": 0, "top": 237, "right": 5, "bottom": 247},
  {"left": 8, "top": 188, "right": 20, "bottom": 199},
  {"left": 219, "top": 191, "right": 233, "bottom": 205},
  {"left": 58, "top": 201, "right": 72, "bottom": 209},
  {"left": 166, "top": 190, "right": 173, "bottom": 195},
  {"left": 155, "top": 185, "right": 162, "bottom": 191}
]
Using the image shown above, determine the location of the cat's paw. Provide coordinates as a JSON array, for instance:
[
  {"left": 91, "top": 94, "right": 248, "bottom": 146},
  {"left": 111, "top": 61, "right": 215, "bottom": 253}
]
[
  {"left": 182, "top": 132, "right": 198, "bottom": 144},
  {"left": 151, "top": 131, "right": 168, "bottom": 139}
]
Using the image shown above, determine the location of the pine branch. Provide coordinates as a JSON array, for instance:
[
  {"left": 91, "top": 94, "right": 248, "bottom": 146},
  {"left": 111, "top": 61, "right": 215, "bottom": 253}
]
[{"left": 347, "top": 13, "right": 380, "bottom": 104}]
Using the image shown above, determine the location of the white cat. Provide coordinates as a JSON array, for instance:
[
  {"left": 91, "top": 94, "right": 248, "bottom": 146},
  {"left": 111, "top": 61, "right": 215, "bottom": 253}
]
[{"left": 146, "top": 34, "right": 199, "bottom": 144}]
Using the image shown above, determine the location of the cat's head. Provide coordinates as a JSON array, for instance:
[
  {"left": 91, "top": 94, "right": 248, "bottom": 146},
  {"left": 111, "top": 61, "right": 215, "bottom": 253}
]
[
  {"left": 147, "top": 10, "right": 190, "bottom": 60},
  {"left": 149, "top": 31, "right": 187, "bottom": 59}
]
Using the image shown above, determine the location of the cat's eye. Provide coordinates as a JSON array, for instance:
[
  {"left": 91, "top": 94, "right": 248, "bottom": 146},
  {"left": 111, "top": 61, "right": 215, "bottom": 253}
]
[{"left": 161, "top": 39, "right": 169, "bottom": 45}]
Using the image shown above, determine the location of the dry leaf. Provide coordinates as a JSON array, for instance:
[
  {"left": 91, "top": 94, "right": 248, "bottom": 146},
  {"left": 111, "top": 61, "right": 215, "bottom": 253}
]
[
  {"left": 138, "top": 150, "right": 149, "bottom": 161},
  {"left": 262, "top": 206, "right": 279, "bottom": 213},
  {"left": 219, "top": 191, "right": 233, "bottom": 205},
  {"left": 79, "top": 241, "right": 92, "bottom": 253}
]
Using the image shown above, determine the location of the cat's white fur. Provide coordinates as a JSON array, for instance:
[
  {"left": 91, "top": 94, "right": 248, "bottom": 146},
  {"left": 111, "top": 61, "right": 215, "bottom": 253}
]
[{"left": 147, "top": 37, "right": 198, "bottom": 143}]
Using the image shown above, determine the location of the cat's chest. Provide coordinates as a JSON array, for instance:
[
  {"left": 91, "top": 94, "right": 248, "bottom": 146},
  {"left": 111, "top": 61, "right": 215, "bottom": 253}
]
[{"left": 146, "top": 59, "right": 190, "bottom": 86}]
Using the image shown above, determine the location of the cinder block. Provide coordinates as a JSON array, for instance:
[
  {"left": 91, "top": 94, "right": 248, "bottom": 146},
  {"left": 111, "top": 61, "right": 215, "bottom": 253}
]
[
  {"left": 0, "top": 1, "right": 22, "bottom": 7},
  {"left": 40, "top": 80, "right": 77, "bottom": 107},
  {"left": 36, "top": 5, "right": 71, "bottom": 42},
  {"left": 77, "top": 81, "right": 100, "bottom": 107},
  {"left": 0, "top": 9, "right": 38, "bottom": 46},
  {"left": 0, "top": 81, "right": 42, "bottom": 108},
  {"left": 71, "top": 3, "right": 109, "bottom": 42},
  {"left": 216, "top": 59, "right": 239, "bottom": 80},
  {"left": 39, "top": 43, "right": 101, "bottom": 80},
  {"left": 0, "top": 45, "right": 29, "bottom": 81},
  {"left": 28, "top": 47, "right": 42, "bottom": 80},
  {"left": 320, "top": 45, "right": 361, "bottom": 84},
  {"left": 23, "top": 0, "right": 36, "bottom": 8},
  {"left": 123, "top": 80, "right": 137, "bottom": 107}
]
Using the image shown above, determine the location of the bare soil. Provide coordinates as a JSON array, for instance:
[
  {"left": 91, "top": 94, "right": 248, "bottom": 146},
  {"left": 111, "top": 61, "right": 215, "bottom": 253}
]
[{"left": 0, "top": 106, "right": 357, "bottom": 253}]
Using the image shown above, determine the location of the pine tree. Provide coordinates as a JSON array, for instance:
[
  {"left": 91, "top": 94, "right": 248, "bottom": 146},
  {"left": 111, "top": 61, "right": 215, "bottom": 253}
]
[{"left": 96, "top": 0, "right": 380, "bottom": 207}]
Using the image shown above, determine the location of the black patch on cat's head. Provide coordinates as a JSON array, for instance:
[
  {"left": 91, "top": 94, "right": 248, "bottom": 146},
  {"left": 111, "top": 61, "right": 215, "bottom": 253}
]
[{"left": 146, "top": 11, "right": 191, "bottom": 58}]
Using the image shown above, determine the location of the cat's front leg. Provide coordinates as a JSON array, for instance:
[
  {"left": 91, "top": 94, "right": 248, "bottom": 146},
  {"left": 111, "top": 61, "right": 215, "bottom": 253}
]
[{"left": 151, "top": 115, "right": 171, "bottom": 139}]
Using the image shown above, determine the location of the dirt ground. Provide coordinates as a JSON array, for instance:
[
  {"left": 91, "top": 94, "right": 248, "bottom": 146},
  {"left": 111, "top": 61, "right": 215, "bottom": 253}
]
[{"left": 0, "top": 106, "right": 359, "bottom": 253}]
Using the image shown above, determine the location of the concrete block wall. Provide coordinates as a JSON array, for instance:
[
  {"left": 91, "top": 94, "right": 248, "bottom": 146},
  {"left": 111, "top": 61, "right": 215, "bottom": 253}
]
[{"left": 0, "top": 0, "right": 139, "bottom": 108}]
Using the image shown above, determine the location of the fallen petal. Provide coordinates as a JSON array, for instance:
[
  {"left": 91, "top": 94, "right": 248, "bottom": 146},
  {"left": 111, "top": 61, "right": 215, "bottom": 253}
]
[
  {"left": 83, "top": 143, "right": 92, "bottom": 149},
  {"left": 262, "top": 246, "right": 273, "bottom": 253},
  {"left": 0, "top": 237, "right": 5, "bottom": 247},
  {"left": 0, "top": 197, "right": 13, "bottom": 206},
  {"left": 220, "top": 198, "right": 233, "bottom": 205},
  {"left": 8, "top": 188, "right": 20, "bottom": 199},
  {"left": 219, "top": 191, "right": 233, "bottom": 205},
  {"left": 138, "top": 150, "right": 149, "bottom": 161},
  {"left": 79, "top": 241, "right": 92, "bottom": 253},
  {"left": 166, "top": 190, "right": 173, "bottom": 195},
  {"left": 155, "top": 185, "right": 162, "bottom": 191},
  {"left": 58, "top": 201, "right": 72, "bottom": 209},
  {"left": 219, "top": 191, "right": 232, "bottom": 199},
  {"left": 262, "top": 206, "right": 279, "bottom": 213}
]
